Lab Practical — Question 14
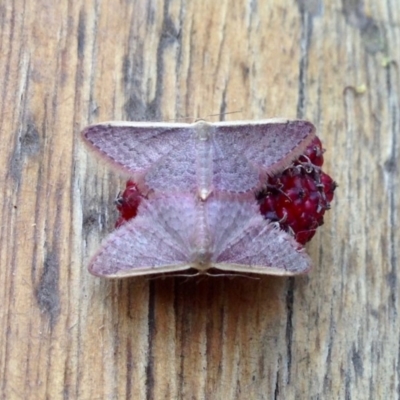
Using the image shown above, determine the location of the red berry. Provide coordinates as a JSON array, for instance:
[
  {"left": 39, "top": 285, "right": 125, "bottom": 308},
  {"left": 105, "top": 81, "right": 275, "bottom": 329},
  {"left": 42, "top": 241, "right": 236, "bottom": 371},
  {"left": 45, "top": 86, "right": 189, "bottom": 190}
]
[
  {"left": 298, "top": 136, "right": 324, "bottom": 166},
  {"left": 258, "top": 136, "right": 336, "bottom": 245},
  {"left": 115, "top": 180, "right": 143, "bottom": 228},
  {"left": 321, "top": 172, "right": 337, "bottom": 203}
]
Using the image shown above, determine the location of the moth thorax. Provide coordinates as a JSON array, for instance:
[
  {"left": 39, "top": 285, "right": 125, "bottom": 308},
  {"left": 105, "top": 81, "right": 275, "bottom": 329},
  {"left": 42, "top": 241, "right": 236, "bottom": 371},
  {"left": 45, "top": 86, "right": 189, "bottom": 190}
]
[{"left": 195, "top": 122, "right": 214, "bottom": 200}]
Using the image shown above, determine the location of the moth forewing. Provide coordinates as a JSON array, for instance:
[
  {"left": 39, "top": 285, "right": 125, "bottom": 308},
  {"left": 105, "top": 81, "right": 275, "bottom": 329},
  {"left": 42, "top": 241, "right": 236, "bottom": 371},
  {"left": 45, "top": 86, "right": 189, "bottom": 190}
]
[{"left": 81, "top": 119, "right": 316, "bottom": 196}]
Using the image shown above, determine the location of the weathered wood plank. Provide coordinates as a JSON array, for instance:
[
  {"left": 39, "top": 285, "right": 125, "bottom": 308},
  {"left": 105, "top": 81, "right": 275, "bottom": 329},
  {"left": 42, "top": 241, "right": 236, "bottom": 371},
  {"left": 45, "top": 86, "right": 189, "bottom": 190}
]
[{"left": 0, "top": 0, "right": 399, "bottom": 398}]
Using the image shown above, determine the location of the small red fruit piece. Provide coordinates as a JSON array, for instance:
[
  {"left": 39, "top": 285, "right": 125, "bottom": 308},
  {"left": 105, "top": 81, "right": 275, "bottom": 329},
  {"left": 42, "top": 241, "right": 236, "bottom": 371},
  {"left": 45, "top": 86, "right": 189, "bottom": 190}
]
[
  {"left": 320, "top": 172, "right": 337, "bottom": 203},
  {"left": 298, "top": 136, "right": 324, "bottom": 166},
  {"left": 258, "top": 136, "right": 336, "bottom": 245},
  {"left": 115, "top": 180, "right": 142, "bottom": 228}
]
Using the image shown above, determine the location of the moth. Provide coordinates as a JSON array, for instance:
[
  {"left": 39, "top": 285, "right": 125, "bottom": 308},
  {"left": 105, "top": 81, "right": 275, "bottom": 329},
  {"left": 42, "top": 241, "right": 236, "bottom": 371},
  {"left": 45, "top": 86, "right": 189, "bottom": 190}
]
[{"left": 81, "top": 119, "right": 315, "bottom": 278}]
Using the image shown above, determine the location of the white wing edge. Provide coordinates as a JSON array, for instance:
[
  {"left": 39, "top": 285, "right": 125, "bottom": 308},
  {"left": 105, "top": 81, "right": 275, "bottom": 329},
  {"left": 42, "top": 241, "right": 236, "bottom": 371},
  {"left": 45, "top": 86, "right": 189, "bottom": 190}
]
[
  {"left": 90, "top": 261, "right": 311, "bottom": 278},
  {"left": 212, "top": 260, "right": 312, "bottom": 276},
  {"left": 210, "top": 118, "right": 308, "bottom": 127},
  {"left": 89, "top": 262, "right": 194, "bottom": 278},
  {"left": 81, "top": 118, "right": 313, "bottom": 130},
  {"left": 81, "top": 121, "right": 194, "bottom": 131}
]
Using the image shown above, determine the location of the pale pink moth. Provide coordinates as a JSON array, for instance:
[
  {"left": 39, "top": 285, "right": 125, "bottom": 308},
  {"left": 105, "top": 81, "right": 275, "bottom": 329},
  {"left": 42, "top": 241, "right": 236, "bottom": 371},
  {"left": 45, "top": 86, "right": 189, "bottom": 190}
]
[{"left": 81, "top": 119, "right": 315, "bottom": 278}]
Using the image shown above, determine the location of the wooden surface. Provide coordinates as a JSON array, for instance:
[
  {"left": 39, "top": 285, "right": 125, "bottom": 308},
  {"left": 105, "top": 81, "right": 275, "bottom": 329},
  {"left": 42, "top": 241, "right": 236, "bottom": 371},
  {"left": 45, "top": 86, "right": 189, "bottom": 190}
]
[{"left": 1, "top": 0, "right": 399, "bottom": 399}]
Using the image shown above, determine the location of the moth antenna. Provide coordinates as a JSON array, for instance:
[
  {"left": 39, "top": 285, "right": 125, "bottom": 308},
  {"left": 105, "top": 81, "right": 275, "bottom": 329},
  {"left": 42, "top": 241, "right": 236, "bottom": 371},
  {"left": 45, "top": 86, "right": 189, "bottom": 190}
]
[
  {"left": 146, "top": 271, "right": 200, "bottom": 282},
  {"left": 206, "top": 272, "right": 260, "bottom": 280},
  {"left": 169, "top": 109, "right": 244, "bottom": 124},
  {"left": 206, "top": 109, "right": 243, "bottom": 120}
]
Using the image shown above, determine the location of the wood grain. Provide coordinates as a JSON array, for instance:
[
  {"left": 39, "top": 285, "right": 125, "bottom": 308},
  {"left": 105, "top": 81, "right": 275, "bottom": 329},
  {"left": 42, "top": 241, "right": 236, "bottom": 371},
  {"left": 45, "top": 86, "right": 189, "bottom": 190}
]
[{"left": 0, "top": 0, "right": 399, "bottom": 399}]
